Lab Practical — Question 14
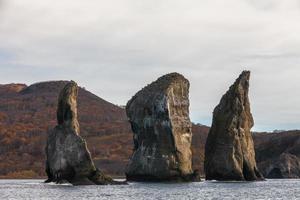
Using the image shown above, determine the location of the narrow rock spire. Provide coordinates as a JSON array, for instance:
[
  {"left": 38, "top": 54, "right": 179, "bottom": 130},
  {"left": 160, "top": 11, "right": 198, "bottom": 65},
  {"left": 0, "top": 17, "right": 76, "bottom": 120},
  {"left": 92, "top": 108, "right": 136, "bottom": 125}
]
[
  {"left": 204, "top": 71, "right": 264, "bottom": 181},
  {"left": 45, "top": 81, "right": 118, "bottom": 185},
  {"left": 56, "top": 80, "right": 79, "bottom": 134}
]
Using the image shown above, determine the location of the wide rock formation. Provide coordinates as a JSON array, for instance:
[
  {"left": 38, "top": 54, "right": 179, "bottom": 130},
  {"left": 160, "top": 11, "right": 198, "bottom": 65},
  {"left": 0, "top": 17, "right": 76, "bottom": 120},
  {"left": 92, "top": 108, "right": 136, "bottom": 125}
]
[
  {"left": 204, "top": 71, "right": 264, "bottom": 181},
  {"left": 125, "top": 72, "right": 199, "bottom": 182},
  {"left": 45, "top": 81, "right": 116, "bottom": 185}
]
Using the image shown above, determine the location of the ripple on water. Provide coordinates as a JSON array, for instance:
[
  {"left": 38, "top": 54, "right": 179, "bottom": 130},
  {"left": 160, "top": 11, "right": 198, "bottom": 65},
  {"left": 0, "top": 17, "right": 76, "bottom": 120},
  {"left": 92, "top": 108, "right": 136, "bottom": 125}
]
[{"left": 1, "top": 179, "right": 300, "bottom": 200}]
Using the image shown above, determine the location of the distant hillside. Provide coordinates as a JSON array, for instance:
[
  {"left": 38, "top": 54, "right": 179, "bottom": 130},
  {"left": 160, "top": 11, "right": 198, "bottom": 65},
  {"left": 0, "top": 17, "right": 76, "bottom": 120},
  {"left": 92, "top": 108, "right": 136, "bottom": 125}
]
[
  {"left": 1, "top": 81, "right": 299, "bottom": 179},
  {"left": 0, "top": 81, "right": 209, "bottom": 178},
  {"left": 191, "top": 124, "right": 209, "bottom": 173},
  {"left": 0, "top": 81, "right": 132, "bottom": 178},
  {"left": 253, "top": 131, "right": 300, "bottom": 178}
]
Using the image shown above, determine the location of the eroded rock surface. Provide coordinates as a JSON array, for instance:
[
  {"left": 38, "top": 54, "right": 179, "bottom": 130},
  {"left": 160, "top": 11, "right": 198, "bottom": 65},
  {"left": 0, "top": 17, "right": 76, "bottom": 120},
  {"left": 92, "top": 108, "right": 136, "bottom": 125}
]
[
  {"left": 254, "top": 131, "right": 300, "bottom": 178},
  {"left": 262, "top": 153, "right": 300, "bottom": 178},
  {"left": 45, "top": 81, "right": 116, "bottom": 185},
  {"left": 204, "top": 71, "right": 264, "bottom": 181},
  {"left": 126, "top": 73, "right": 199, "bottom": 182}
]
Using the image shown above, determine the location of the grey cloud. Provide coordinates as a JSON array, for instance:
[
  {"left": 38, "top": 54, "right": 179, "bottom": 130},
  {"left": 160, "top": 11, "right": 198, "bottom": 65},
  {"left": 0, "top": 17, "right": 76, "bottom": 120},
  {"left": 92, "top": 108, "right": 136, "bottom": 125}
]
[{"left": 0, "top": 0, "right": 300, "bottom": 131}]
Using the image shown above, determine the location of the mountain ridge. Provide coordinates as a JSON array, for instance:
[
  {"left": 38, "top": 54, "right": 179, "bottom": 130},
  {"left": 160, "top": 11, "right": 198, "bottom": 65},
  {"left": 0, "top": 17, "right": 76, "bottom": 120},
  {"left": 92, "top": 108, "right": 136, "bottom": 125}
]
[{"left": 0, "top": 81, "right": 300, "bottom": 179}]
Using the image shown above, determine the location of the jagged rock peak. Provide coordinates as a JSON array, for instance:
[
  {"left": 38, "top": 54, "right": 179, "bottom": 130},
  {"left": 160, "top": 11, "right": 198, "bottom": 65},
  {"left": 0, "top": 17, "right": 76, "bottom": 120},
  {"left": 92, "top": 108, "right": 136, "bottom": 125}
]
[
  {"left": 126, "top": 72, "right": 200, "bottom": 182},
  {"left": 204, "top": 70, "right": 264, "bottom": 181},
  {"left": 56, "top": 80, "right": 80, "bottom": 134}
]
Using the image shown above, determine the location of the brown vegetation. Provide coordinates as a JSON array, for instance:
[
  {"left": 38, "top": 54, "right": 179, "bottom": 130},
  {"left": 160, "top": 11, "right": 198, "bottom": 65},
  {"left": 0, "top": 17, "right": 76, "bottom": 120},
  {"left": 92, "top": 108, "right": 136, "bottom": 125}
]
[
  {"left": 1, "top": 81, "right": 297, "bottom": 179},
  {"left": 0, "top": 81, "right": 131, "bottom": 178},
  {"left": 0, "top": 81, "right": 209, "bottom": 178}
]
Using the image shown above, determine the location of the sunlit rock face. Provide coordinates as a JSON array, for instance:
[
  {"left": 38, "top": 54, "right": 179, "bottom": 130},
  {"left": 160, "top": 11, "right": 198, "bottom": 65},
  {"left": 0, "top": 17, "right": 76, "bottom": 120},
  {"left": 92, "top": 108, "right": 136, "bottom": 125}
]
[
  {"left": 126, "top": 73, "right": 199, "bottom": 182},
  {"left": 204, "top": 71, "right": 264, "bottom": 181},
  {"left": 45, "top": 81, "right": 115, "bottom": 185}
]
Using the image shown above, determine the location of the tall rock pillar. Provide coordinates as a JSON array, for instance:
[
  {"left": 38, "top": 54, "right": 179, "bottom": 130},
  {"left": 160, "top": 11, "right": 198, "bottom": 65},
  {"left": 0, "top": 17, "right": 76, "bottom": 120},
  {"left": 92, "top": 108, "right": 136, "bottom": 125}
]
[
  {"left": 45, "top": 81, "right": 116, "bottom": 185},
  {"left": 205, "top": 71, "right": 264, "bottom": 181}
]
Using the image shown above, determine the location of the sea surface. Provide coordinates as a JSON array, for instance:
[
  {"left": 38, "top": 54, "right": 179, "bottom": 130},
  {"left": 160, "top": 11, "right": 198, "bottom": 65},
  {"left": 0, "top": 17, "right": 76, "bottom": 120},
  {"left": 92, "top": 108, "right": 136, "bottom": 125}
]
[{"left": 1, "top": 179, "right": 300, "bottom": 200}]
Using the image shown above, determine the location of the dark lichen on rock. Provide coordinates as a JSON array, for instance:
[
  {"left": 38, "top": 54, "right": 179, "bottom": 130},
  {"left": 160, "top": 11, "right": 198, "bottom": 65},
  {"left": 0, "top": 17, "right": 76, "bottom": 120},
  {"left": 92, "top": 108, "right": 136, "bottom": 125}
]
[
  {"left": 204, "top": 71, "right": 264, "bottom": 181},
  {"left": 125, "top": 72, "right": 200, "bottom": 182},
  {"left": 45, "top": 81, "right": 120, "bottom": 185}
]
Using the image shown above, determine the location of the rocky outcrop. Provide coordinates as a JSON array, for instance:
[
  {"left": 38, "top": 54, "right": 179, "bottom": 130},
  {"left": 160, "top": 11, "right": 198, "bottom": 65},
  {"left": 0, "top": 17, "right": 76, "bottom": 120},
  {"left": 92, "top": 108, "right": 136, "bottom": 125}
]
[
  {"left": 204, "top": 71, "right": 264, "bottom": 181},
  {"left": 259, "top": 153, "right": 300, "bottom": 178},
  {"left": 45, "top": 81, "right": 117, "bottom": 185},
  {"left": 254, "top": 130, "right": 300, "bottom": 178},
  {"left": 125, "top": 73, "right": 200, "bottom": 182}
]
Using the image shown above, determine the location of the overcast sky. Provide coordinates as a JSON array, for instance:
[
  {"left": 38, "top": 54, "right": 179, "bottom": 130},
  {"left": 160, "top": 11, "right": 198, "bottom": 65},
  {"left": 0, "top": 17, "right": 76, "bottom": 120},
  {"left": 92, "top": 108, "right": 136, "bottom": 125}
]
[{"left": 1, "top": 0, "right": 300, "bottom": 131}]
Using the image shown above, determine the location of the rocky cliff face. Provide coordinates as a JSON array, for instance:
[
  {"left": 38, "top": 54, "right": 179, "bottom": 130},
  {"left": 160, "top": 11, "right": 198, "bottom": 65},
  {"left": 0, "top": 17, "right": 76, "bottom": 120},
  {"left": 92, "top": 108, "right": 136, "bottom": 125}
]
[
  {"left": 261, "top": 153, "right": 300, "bottom": 178},
  {"left": 254, "top": 131, "right": 300, "bottom": 178},
  {"left": 45, "top": 81, "right": 115, "bottom": 185},
  {"left": 205, "top": 71, "right": 263, "bottom": 181},
  {"left": 126, "top": 73, "right": 199, "bottom": 181},
  {"left": 56, "top": 81, "right": 80, "bottom": 134}
]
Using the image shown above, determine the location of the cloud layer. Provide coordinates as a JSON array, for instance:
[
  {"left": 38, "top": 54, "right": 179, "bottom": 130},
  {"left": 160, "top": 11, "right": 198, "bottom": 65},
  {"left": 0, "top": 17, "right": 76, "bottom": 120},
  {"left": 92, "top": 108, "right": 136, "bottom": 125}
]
[{"left": 1, "top": 0, "right": 300, "bottom": 131}]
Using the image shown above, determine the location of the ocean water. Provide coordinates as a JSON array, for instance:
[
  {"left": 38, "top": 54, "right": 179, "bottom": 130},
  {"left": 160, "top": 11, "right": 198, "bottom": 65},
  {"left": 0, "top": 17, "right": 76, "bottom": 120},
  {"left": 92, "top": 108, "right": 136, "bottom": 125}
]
[{"left": 1, "top": 179, "right": 300, "bottom": 200}]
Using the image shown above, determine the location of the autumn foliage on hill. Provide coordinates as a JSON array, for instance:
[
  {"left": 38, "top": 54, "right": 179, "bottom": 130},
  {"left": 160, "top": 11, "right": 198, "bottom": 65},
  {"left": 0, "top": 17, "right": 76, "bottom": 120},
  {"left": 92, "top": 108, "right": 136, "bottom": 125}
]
[
  {"left": 0, "top": 81, "right": 209, "bottom": 178},
  {"left": 3, "top": 81, "right": 300, "bottom": 179},
  {"left": 0, "top": 81, "right": 132, "bottom": 178}
]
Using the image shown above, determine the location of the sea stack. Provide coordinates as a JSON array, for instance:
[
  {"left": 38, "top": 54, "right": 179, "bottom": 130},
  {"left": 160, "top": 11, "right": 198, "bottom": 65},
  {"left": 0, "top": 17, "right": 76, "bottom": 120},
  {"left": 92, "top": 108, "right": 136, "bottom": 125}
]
[
  {"left": 45, "top": 81, "right": 115, "bottom": 185},
  {"left": 204, "top": 71, "right": 264, "bottom": 181},
  {"left": 126, "top": 73, "right": 199, "bottom": 182}
]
